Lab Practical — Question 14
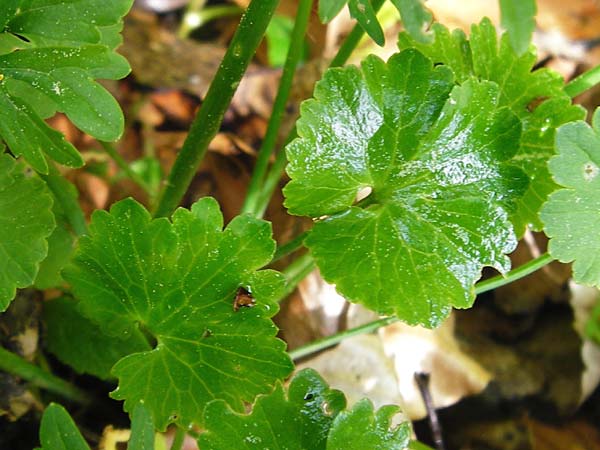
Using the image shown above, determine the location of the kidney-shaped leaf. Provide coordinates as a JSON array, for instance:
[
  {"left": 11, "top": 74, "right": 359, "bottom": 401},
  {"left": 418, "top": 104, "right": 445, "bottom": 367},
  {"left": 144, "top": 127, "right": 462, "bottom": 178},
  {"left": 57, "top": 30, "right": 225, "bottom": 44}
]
[
  {"left": 284, "top": 49, "right": 527, "bottom": 327},
  {"left": 0, "top": 0, "right": 132, "bottom": 173},
  {"left": 0, "top": 154, "right": 54, "bottom": 311},
  {"left": 63, "top": 198, "right": 293, "bottom": 430},
  {"left": 542, "top": 108, "right": 600, "bottom": 286}
]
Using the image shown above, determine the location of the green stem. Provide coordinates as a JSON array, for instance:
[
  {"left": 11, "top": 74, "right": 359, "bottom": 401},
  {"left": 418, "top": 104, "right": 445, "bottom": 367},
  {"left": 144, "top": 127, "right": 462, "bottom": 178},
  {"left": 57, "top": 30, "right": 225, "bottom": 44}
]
[
  {"left": 279, "top": 253, "right": 316, "bottom": 300},
  {"left": 474, "top": 252, "right": 554, "bottom": 295},
  {"left": 287, "top": 253, "right": 555, "bottom": 360},
  {"left": 273, "top": 230, "right": 309, "bottom": 262},
  {"left": 179, "top": 5, "right": 244, "bottom": 39},
  {"left": 289, "top": 316, "right": 397, "bottom": 360},
  {"left": 564, "top": 64, "right": 600, "bottom": 98},
  {"left": 0, "top": 346, "right": 90, "bottom": 404},
  {"left": 251, "top": 0, "right": 387, "bottom": 216},
  {"left": 329, "top": 0, "right": 386, "bottom": 68},
  {"left": 170, "top": 427, "right": 186, "bottom": 450},
  {"left": 153, "top": 0, "right": 281, "bottom": 218},
  {"left": 100, "top": 142, "right": 154, "bottom": 197},
  {"left": 241, "top": 0, "right": 314, "bottom": 216}
]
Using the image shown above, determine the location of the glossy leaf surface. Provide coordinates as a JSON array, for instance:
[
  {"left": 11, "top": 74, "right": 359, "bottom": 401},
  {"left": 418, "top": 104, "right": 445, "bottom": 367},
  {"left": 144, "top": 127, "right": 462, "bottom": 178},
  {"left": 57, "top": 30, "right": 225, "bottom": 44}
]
[
  {"left": 0, "top": 154, "right": 54, "bottom": 311},
  {"left": 398, "top": 18, "right": 585, "bottom": 235},
  {"left": 38, "top": 404, "right": 90, "bottom": 450},
  {"left": 64, "top": 197, "right": 293, "bottom": 429},
  {"left": 0, "top": 0, "right": 132, "bottom": 173},
  {"left": 284, "top": 50, "right": 526, "bottom": 326},
  {"left": 541, "top": 109, "right": 600, "bottom": 286}
]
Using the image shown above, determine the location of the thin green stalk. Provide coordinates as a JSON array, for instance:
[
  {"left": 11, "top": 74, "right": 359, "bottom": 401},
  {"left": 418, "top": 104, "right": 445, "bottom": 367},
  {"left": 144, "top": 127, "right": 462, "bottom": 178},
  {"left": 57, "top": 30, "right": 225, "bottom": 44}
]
[
  {"left": 241, "top": 0, "right": 314, "bottom": 216},
  {"left": 287, "top": 253, "right": 555, "bottom": 360},
  {"left": 252, "top": 0, "right": 387, "bottom": 216},
  {"left": 0, "top": 346, "right": 90, "bottom": 404},
  {"left": 474, "top": 252, "right": 553, "bottom": 295},
  {"left": 289, "top": 317, "right": 398, "bottom": 360},
  {"left": 153, "top": 0, "right": 281, "bottom": 218},
  {"left": 279, "top": 253, "right": 316, "bottom": 300},
  {"left": 564, "top": 64, "right": 600, "bottom": 98},
  {"left": 179, "top": 5, "right": 244, "bottom": 39},
  {"left": 100, "top": 141, "right": 154, "bottom": 197},
  {"left": 273, "top": 230, "right": 309, "bottom": 262},
  {"left": 330, "top": 0, "right": 386, "bottom": 68},
  {"left": 170, "top": 427, "right": 186, "bottom": 450}
]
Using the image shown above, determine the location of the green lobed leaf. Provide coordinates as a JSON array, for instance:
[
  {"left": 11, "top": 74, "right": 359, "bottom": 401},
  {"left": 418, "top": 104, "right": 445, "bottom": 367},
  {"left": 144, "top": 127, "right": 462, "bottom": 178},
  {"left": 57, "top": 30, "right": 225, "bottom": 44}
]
[
  {"left": 389, "top": 0, "right": 432, "bottom": 43},
  {"left": 128, "top": 402, "right": 155, "bottom": 450},
  {"left": 63, "top": 197, "right": 293, "bottom": 430},
  {"left": 200, "top": 368, "right": 409, "bottom": 450},
  {"left": 0, "top": 154, "right": 55, "bottom": 311},
  {"left": 499, "top": 0, "right": 537, "bottom": 56},
  {"left": 199, "top": 368, "right": 346, "bottom": 449},
  {"left": 541, "top": 108, "right": 600, "bottom": 286},
  {"left": 38, "top": 403, "right": 90, "bottom": 450},
  {"left": 284, "top": 49, "right": 527, "bottom": 327},
  {"left": 348, "top": 0, "right": 385, "bottom": 46},
  {"left": 44, "top": 297, "right": 150, "bottom": 379},
  {"left": 319, "top": 0, "right": 348, "bottom": 23},
  {"left": 398, "top": 18, "right": 586, "bottom": 235},
  {"left": 0, "top": 0, "right": 133, "bottom": 172},
  {"left": 326, "top": 400, "right": 410, "bottom": 450}
]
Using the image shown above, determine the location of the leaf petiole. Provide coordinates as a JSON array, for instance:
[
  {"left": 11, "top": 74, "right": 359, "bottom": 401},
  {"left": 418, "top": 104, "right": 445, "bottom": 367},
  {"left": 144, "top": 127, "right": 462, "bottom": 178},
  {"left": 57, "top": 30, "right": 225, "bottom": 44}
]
[
  {"left": 288, "top": 252, "right": 555, "bottom": 360},
  {"left": 564, "top": 64, "right": 600, "bottom": 98}
]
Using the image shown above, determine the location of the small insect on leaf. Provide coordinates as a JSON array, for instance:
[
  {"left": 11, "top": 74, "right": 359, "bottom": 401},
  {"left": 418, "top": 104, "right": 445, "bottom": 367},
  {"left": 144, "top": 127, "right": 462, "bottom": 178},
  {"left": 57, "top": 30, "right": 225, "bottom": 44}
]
[{"left": 233, "top": 287, "right": 255, "bottom": 312}]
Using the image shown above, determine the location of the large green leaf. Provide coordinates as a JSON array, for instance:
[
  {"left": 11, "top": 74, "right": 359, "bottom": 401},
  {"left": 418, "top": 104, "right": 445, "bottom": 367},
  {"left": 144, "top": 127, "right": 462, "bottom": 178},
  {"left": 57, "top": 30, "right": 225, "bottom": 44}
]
[
  {"left": 44, "top": 297, "right": 150, "bottom": 379},
  {"left": 38, "top": 404, "right": 90, "bottom": 450},
  {"left": 284, "top": 50, "right": 527, "bottom": 327},
  {"left": 0, "top": 0, "right": 133, "bottom": 173},
  {"left": 389, "top": 0, "right": 432, "bottom": 43},
  {"left": 541, "top": 108, "right": 600, "bottom": 286},
  {"left": 63, "top": 197, "right": 293, "bottom": 430},
  {"left": 0, "top": 154, "right": 54, "bottom": 311},
  {"left": 199, "top": 369, "right": 410, "bottom": 449},
  {"left": 398, "top": 18, "right": 585, "bottom": 235}
]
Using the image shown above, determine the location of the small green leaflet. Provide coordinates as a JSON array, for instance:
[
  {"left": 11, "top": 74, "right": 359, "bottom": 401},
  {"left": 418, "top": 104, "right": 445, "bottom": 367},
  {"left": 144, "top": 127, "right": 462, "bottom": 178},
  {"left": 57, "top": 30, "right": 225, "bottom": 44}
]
[
  {"left": 0, "top": 154, "right": 54, "bottom": 311},
  {"left": 0, "top": 0, "right": 133, "bottom": 173},
  {"left": 317, "top": 0, "right": 432, "bottom": 46},
  {"left": 44, "top": 297, "right": 150, "bottom": 379},
  {"left": 63, "top": 197, "right": 293, "bottom": 430},
  {"left": 37, "top": 402, "right": 154, "bottom": 450},
  {"left": 499, "top": 0, "right": 536, "bottom": 56},
  {"left": 284, "top": 49, "right": 527, "bottom": 327},
  {"left": 541, "top": 108, "right": 600, "bottom": 286},
  {"left": 199, "top": 368, "right": 411, "bottom": 449},
  {"left": 398, "top": 18, "right": 585, "bottom": 236},
  {"left": 37, "top": 403, "right": 89, "bottom": 450}
]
